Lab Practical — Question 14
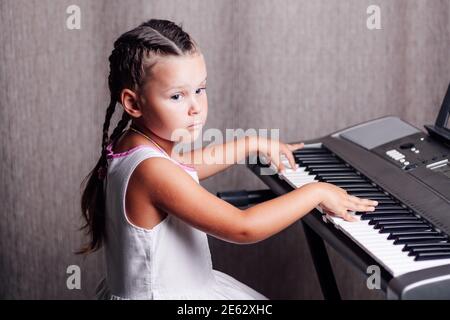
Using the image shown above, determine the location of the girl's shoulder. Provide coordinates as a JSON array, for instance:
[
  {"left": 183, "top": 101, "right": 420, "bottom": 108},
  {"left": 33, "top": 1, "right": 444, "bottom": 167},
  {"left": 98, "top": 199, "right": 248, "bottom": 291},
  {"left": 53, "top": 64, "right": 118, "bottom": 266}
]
[
  {"left": 106, "top": 132, "right": 197, "bottom": 175},
  {"left": 106, "top": 131, "right": 164, "bottom": 160}
]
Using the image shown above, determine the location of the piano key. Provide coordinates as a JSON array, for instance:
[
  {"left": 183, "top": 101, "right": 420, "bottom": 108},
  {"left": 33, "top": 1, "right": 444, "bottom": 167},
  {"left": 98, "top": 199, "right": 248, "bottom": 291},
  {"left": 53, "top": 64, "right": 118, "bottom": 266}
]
[
  {"left": 366, "top": 208, "right": 410, "bottom": 214},
  {"left": 372, "top": 205, "right": 406, "bottom": 210},
  {"left": 304, "top": 164, "right": 349, "bottom": 169},
  {"left": 294, "top": 153, "right": 335, "bottom": 157},
  {"left": 281, "top": 169, "right": 310, "bottom": 176},
  {"left": 372, "top": 208, "right": 410, "bottom": 213},
  {"left": 347, "top": 192, "right": 389, "bottom": 197},
  {"left": 403, "top": 242, "right": 450, "bottom": 251},
  {"left": 408, "top": 247, "right": 450, "bottom": 256},
  {"left": 369, "top": 216, "right": 420, "bottom": 225},
  {"left": 282, "top": 168, "right": 307, "bottom": 174},
  {"left": 293, "top": 149, "right": 330, "bottom": 155},
  {"left": 388, "top": 231, "right": 440, "bottom": 239},
  {"left": 297, "top": 159, "right": 343, "bottom": 165},
  {"left": 309, "top": 168, "right": 355, "bottom": 173},
  {"left": 320, "top": 178, "right": 368, "bottom": 183},
  {"left": 374, "top": 220, "right": 426, "bottom": 228},
  {"left": 341, "top": 187, "right": 380, "bottom": 192},
  {"left": 361, "top": 212, "right": 413, "bottom": 220},
  {"left": 317, "top": 172, "right": 361, "bottom": 177},
  {"left": 328, "top": 183, "right": 375, "bottom": 188},
  {"left": 374, "top": 204, "right": 402, "bottom": 209},
  {"left": 393, "top": 235, "right": 448, "bottom": 245},
  {"left": 373, "top": 201, "right": 400, "bottom": 206},
  {"left": 293, "top": 151, "right": 334, "bottom": 156},
  {"left": 378, "top": 224, "right": 431, "bottom": 233},
  {"left": 281, "top": 169, "right": 314, "bottom": 177},
  {"left": 415, "top": 252, "right": 450, "bottom": 261},
  {"left": 285, "top": 178, "right": 317, "bottom": 184},
  {"left": 294, "top": 155, "right": 338, "bottom": 163},
  {"left": 360, "top": 197, "right": 395, "bottom": 202}
]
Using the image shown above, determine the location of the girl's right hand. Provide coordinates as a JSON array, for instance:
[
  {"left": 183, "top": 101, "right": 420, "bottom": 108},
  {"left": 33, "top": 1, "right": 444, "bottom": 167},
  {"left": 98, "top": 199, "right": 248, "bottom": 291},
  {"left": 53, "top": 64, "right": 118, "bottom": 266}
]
[{"left": 315, "top": 182, "right": 378, "bottom": 222}]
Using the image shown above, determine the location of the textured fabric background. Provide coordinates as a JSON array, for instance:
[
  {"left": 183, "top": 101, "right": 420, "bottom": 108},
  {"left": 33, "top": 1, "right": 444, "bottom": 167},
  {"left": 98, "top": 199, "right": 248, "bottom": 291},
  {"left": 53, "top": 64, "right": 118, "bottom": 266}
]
[{"left": 0, "top": 0, "right": 449, "bottom": 299}]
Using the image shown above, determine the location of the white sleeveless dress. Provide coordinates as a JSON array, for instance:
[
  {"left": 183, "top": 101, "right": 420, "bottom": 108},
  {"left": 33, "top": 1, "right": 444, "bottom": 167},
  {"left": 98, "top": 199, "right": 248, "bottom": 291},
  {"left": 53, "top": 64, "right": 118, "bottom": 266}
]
[{"left": 95, "top": 143, "right": 268, "bottom": 300}]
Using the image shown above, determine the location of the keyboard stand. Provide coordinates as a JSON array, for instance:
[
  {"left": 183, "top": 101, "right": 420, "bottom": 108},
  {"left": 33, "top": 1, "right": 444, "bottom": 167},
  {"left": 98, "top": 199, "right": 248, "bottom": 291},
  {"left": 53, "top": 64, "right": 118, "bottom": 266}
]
[{"left": 303, "top": 220, "right": 341, "bottom": 300}]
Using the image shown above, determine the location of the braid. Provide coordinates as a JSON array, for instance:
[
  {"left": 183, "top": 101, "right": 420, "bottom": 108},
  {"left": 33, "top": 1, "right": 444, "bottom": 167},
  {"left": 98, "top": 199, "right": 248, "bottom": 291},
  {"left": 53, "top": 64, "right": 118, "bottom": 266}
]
[
  {"left": 109, "top": 111, "right": 132, "bottom": 146},
  {"left": 102, "top": 98, "right": 117, "bottom": 150},
  {"left": 95, "top": 97, "right": 117, "bottom": 180}
]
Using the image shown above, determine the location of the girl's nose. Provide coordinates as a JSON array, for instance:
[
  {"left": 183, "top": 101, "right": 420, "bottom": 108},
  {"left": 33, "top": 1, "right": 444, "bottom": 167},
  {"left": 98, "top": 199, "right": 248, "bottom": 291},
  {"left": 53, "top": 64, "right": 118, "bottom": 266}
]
[{"left": 188, "top": 98, "right": 202, "bottom": 115}]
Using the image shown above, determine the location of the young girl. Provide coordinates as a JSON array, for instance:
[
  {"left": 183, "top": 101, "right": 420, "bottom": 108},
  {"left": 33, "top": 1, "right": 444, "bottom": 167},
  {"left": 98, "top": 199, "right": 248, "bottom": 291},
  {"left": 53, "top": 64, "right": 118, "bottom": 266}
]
[{"left": 78, "top": 19, "right": 378, "bottom": 300}]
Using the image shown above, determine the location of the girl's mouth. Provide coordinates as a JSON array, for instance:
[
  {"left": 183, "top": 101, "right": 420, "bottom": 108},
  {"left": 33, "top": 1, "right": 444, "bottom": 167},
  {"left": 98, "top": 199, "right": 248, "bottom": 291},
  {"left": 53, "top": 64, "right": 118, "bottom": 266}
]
[{"left": 188, "top": 122, "right": 203, "bottom": 129}]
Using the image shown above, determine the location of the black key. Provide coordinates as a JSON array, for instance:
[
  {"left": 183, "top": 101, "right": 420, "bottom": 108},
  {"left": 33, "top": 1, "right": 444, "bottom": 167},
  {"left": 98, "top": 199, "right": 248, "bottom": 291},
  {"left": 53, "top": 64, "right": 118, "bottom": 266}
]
[
  {"left": 403, "top": 242, "right": 450, "bottom": 251},
  {"left": 318, "top": 174, "right": 362, "bottom": 179},
  {"left": 372, "top": 208, "right": 410, "bottom": 214},
  {"left": 298, "top": 159, "right": 344, "bottom": 165},
  {"left": 347, "top": 192, "right": 388, "bottom": 197},
  {"left": 294, "top": 154, "right": 336, "bottom": 159},
  {"left": 374, "top": 220, "right": 425, "bottom": 228},
  {"left": 370, "top": 205, "right": 406, "bottom": 211},
  {"left": 415, "top": 252, "right": 450, "bottom": 261},
  {"left": 374, "top": 205, "right": 405, "bottom": 210},
  {"left": 393, "top": 235, "right": 447, "bottom": 245},
  {"left": 306, "top": 167, "right": 354, "bottom": 174},
  {"left": 361, "top": 212, "right": 413, "bottom": 220},
  {"left": 321, "top": 178, "right": 368, "bottom": 183},
  {"left": 363, "top": 196, "right": 395, "bottom": 202},
  {"left": 408, "top": 247, "right": 450, "bottom": 256},
  {"left": 298, "top": 155, "right": 338, "bottom": 160},
  {"left": 305, "top": 164, "right": 348, "bottom": 169},
  {"left": 342, "top": 187, "right": 380, "bottom": 192},
  {"left": 375, "top": 199, "right": 400, "bottom": 205},
  {"left": 294, "top": 149, "right": 330, "bottom": 155},
  {"left": 388, "top": 231, "right": 440, "bottom": 239},
  {"left": 330, "top": 183, "right": 375, "bottom": 188},
  {"left": 369, "top": 216, "right": 420, "bottom": 225},
  {"left": 379, "top": 224, "right": 431, "bottom": 233},
  {"left": 362, "top": 210, "right": 409, "bottom": 216},
  {"left": 294, "top": 154, "right": 341, "bottom": 161}
]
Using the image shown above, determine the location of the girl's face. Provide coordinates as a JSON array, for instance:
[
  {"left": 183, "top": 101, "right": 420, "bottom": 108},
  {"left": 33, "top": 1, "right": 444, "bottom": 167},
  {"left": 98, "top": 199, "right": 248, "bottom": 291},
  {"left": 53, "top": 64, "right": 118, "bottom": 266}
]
[{"left": 139, "top": 53, "right": 208, "bottom": 144}]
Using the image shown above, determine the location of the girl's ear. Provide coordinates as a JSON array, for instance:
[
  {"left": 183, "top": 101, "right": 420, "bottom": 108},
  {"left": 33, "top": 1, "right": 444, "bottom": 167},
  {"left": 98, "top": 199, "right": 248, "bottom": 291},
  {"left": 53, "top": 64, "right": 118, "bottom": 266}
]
[{"left": 121, "top": 88, "right": 142, "bottom": 118}]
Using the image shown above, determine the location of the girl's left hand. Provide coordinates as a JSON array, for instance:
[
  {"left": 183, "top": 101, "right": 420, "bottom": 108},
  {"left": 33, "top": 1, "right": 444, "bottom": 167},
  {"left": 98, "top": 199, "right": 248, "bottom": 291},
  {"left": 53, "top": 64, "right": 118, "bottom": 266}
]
[{"left": 255, "top": 137, "right": 305, "bottom": 173}]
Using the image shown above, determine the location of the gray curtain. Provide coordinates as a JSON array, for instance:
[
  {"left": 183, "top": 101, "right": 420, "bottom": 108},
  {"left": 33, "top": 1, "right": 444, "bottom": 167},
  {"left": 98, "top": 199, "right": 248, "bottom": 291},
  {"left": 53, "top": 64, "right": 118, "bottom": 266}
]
[{"left": 0, "top": 0, "right": 449, "bottom": 299}]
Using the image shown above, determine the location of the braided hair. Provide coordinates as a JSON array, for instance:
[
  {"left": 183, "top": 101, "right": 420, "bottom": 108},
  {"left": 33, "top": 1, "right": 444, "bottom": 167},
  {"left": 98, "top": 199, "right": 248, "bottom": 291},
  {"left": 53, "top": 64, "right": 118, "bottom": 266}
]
[{"left": 77, "top": 19, "right": 199, "bottom": 255}]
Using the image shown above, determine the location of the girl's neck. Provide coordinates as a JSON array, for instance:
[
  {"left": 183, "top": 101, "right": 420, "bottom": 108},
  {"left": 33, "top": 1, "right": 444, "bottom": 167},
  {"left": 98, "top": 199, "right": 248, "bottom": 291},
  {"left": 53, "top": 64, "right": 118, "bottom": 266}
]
[{"left": 129, "top": 123, "right": 174, "bottom": 157}]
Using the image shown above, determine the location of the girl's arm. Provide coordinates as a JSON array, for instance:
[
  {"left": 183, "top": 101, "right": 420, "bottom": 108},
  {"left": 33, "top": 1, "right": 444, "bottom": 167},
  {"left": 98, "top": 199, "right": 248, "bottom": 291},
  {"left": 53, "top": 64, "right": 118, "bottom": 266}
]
[
  {"left": 178, "top": 136, "right": 303, "bottom": 181},
  {"left": 138, "top": 157, "right": 377, "bottom": 244},
  {"left": 180, "top": 136, "right": 254, "bottom": 180}
]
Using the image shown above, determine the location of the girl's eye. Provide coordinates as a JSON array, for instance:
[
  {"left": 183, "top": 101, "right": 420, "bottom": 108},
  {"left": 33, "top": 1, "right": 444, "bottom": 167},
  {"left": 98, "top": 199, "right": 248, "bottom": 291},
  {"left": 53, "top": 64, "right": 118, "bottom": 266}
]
[
  {"left": 195, "top": 87, "right": 206, "bottom": 95},
  {"left": 171, "top": 93, "right": 183, "bottom": 101}
]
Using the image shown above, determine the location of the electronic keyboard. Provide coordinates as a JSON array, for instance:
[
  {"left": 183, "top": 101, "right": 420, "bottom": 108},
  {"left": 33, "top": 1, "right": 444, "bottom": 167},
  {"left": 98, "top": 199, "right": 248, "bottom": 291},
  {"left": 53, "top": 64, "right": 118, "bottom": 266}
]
[{"left": 247, "top": 83, "right": 450, "bottom": 299}]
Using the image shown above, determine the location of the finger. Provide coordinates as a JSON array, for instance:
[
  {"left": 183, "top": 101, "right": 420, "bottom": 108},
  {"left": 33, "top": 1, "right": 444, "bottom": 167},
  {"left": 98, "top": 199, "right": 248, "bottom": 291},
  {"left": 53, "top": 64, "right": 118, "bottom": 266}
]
[
  {"left": 349, "top": 195, "right": 378, "bottom": 207},
  {"left": 342, "top": 211, "right": 359, "bottom": 222},
  {"left": 334, "top": 207, "right": 358, "bottom": 222},
  {"left": 347, "top": 202, "right": 375, "bottom": 213},
  {"left": 278, "top": 162, "right": 285, "bottom": 173},
  {"left": 283, "top": 148, "right": 298, "bottom": 170},
  {"left": 345, "top": 198, "right": 375, "bottom": 212},
  {"left": 268, "top": 152, "right": 284, "bottom": 173},
  {"left": 337, "top": 208, "right": 350, "bottom": 219},
  {"left": 287, "top": 142, "right": 305, "bottom": 151},
  {"left": 327, "top": 208, "right": 346, "bottom": 218}
]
